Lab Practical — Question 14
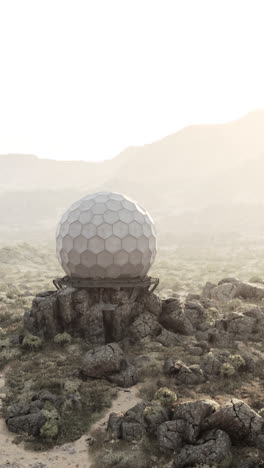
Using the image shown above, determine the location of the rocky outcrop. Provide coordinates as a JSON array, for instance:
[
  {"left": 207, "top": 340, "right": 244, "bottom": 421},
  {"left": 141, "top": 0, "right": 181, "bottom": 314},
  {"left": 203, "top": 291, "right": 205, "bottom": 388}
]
[
  {"left": 202, "top": 277, "right": 264, "bottom": 303},
  {"left": 24, "top": 288, "right": 163, "bottom": 344},
  {"left": 106, "top": 396, "right": 264, "bottom": 468}
]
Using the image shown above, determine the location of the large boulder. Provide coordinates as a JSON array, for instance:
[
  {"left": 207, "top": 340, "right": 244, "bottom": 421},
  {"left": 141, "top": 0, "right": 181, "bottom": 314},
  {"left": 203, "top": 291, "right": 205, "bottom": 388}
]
[
  {"left": 172, "top": 399, "right": 219, "bottom": 443},
  {"left": 143, "top": 293, "right": 162, "bottom": 317},
  {"left": 202, "top": 398, "right": 264, "bottom": 444},
  {"left": 157, "top": 420, "right": 184, "bottom": 452},
  {"left": 226, "top": 312, "right": 256, "bottom": 340},
  {"left": 5, "top": 400, "right": 46, "bottom": 436},
  {"left": 129, "top": 311, "right": 161, "bottom": 341},
  {"left": 81, "top": 343, "right": 125, "bottom": 378},
  {"left": 24, "top": 292, "right": 60, "bottom": 338},
  {"left": 120, "top": 402, "right": 147, "bottom": 441},
  {"left": 160, "top": 298, "right": 194, "bottom": 335},
  {"left": 143, "top": 403, "right": 169, "bottom": 434}
]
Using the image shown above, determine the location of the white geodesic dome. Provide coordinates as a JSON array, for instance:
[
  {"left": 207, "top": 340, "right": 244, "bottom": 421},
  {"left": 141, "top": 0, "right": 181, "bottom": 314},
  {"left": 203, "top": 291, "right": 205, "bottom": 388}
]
[{"left": 56, "top": 192, "right": 157, "bottom": 279}]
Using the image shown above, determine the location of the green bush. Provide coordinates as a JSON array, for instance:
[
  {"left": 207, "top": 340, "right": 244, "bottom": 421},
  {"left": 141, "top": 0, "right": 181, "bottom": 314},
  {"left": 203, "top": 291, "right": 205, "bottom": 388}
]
[
  {"left": 229, "top": 354, "right": 245, "bottom": 370},
  {"left": 220, "top": 362, "right": 235, "bottom": 377},
  {"left": 40, "top": 407, "right": 60, "bottom": 439},
  {"left": 22, "top": 334, "right": 43, "bottom": 351},
  {"left": 54, "top": 332, "right": 72, "bottom": 346},
  {"left": 153, "top": 387, "right": 177, "bottom": 407}
]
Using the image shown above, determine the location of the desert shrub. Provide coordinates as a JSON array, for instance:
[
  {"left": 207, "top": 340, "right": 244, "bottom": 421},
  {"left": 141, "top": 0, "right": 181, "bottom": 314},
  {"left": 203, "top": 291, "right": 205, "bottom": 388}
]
[
  {"left": 220, "top": 362, "right": 236, "bottom": 377},
  {"left": 22, "top": 334, "right": 43, "bottom": 351},
  {"left": 54, "top": 332, "right": 72, "bottom": 346},
  {"left": 229, "top": 354, "right": 245, "bottom": 370},
  {"left": 40, "top": 406, "right": 60, "bottom": 439},
  {"left": 64, "top": 378, "right": 81, "bottom": 394},
  {"left": 153, "top": 387, "right": 177, "bottom": 407},
  {"left": 0, "top": 348, "right": 21, "bottom": 369}
]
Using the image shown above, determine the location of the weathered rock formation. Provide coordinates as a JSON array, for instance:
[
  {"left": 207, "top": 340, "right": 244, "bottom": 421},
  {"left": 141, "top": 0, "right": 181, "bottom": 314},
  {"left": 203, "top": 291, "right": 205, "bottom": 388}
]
[{"left": 107, "top": 396, "right": 264, "bottom": 468}]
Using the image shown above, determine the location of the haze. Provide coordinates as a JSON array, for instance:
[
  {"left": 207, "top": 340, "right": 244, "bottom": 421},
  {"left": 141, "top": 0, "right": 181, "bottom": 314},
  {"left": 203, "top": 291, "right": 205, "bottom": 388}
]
[{"left": 0, "top": 0, "right": 264, "bottom": 161}]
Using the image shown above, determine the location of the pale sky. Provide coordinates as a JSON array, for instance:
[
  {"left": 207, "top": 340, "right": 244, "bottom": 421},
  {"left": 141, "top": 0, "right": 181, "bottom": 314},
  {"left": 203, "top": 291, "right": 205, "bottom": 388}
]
[{"left": 0, "top": 0, "right": 264, "bottom": 161}]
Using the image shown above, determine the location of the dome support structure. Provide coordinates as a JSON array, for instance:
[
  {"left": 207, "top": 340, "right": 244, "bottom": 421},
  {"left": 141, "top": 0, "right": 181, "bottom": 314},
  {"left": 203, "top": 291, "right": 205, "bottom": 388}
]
[
  {"left": 53, "top": 275, "right": 159, "bottom": 314},
  {"left": 53, "top": 275, "right": 159, "bottom": 294}
]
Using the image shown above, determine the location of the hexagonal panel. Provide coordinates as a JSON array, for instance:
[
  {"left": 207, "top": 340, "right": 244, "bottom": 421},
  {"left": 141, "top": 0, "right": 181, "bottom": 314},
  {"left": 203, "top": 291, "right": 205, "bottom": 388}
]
[
  {"left": 60, "top": 211, "right": 69, "bottom": 224},
  {"left": 122, "top": 199, "right": 135, "bottom": 211},
  {"left": 79, "top": 211, "right": 93, "bottom": 224},
  {"left": 62, "top": 234, "right": 74, "bottom": 252},
  {"left": 68, "top": 209, "right": 80, "bottom": 223},
  {"left": 109, "top": 193, "right": 124, "bottom": 201},
  {"left": 97, "top": 251, "right": 113, "bottom": 268},
  {"left": 94, "top": 193, "right": 110, "bottom": 203},
  {"left": 81, "top": 251, "right": 97, "bottom": 267},
  {"left": 105, "top": 236, "right": 122, "bottom": 254},
  {"left": 82, "top": 223, "right": 96, "bottom": 239},
  {"left": 92, "top": 203, "right": 106, "bottom": 215},
  {"left": 75, "top": 264, "right": 90, "bottom": 277},
  {"left": 97, "top": 223, "right": 113, "bottom": 239},
  {"left": 106, "top": 264, "right": 122, "bottom": 277},
  {"left": 68, "top": 200, "right": 81, "bottom": 212},
  {"left": 151, "top": 224, "right": 157, "bottom": 236},
  {"left": 79, "top": 199, "right": 94, "bottom": 211},
  {"left": 142, "top": 249, "right": 152, "bottom": 263},
  {"left": 60, "top": 248, "right": 69, "bottom": 264},
  {"left": 135, "top": 203, "right": 146, "bottom": 215},
  {"left": 129, "top": 250, "right": 143, "bottom": 265},
  {"left": 68, "top": 250, "right": 81, "bottom": 265},
  {"left": 88, "top": 236, "right": 104, "bottom": 254},
  {"left": 133, "top": 211, "right": 145, "bottom": 223},
  {"left": 73, "top": 235, "right": 88, "bottom": 253},
  {"left": 92, "top": 215, "right": 104, "bottom": 226},
  {"left": 88, "top": 265, "right": 106, "bottom": 278},
  {"left": 122, "top": 235, "right": 137, "bottom": 253},
  {"left": 106, "top": 200, "right": 122, "bottom": 211},
  {"left": 129, "top": 221, "right": 143, "bottom": 237},
  {"left": 60, "top": 221, "right": 70, "bottom": 237},
  {"left": 143, "top": 223, "right": 152, "bottom": 237},
  {"left": 114, "top": 250, "right": 129, "bottom": 266},
  {"left": 121, "top": 263, "right": 138, "bottom": 276},
  {"left": 113, "top": 221, "right": 129, "bottom": 238},
  {"left": 103, "top": 210, "right": 119, "bottom": 224},
  {"left": 137, "top": 235, "right": 149, "bottom": 253},
  {"left": 132, "top": 264, "right": 143, "bottom": 276},
  {"left": 149, "top": 236, "right": 156, "bottom": 250},
  {"left": 119, "top": 209, "right": 134, "bottom": 223},
  {"left": 68, "top": 221, "right": 82, "bottom": 238}
]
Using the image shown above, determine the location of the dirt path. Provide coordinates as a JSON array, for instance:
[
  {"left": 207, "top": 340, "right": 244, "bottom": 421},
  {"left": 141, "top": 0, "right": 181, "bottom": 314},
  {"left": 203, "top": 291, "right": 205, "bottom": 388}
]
[{"left": 0, "top": 370, "right": 141, "bottom": 468}]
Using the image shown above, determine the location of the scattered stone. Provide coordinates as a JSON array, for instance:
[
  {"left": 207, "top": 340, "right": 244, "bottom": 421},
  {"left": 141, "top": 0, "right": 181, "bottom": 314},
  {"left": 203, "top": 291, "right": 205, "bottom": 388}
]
[{"left": 164, "top": 360, "right": 205, "bottom": 385}]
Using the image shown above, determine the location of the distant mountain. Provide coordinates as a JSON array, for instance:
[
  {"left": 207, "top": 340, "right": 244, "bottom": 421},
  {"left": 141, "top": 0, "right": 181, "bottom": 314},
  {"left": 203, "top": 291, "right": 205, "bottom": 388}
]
[{"left": 1, "top": 110, "right": 264, "bottom": 243}]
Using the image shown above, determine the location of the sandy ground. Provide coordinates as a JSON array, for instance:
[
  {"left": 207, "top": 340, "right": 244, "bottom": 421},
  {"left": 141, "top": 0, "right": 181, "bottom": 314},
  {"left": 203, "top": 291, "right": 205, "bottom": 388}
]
[{"left": 0, "top": 371, "right": 141, "bottom": 468}]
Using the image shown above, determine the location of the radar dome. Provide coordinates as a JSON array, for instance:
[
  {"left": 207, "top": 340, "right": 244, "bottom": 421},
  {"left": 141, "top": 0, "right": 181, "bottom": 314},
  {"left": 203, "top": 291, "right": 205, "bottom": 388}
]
[{"left": 56, "top": 192, "right": 157, "bottom": 279}]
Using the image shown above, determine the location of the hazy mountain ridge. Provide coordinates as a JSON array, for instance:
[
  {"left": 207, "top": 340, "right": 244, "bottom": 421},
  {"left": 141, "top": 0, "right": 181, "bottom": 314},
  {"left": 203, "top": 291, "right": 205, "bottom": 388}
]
[{"left": 2, "top": 110, "right": 264, "bottom": 243}]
